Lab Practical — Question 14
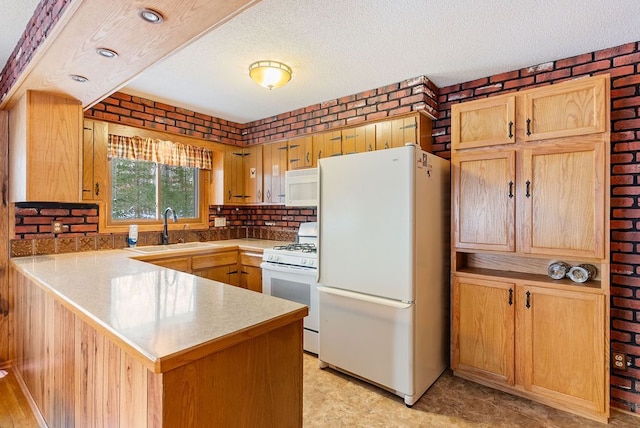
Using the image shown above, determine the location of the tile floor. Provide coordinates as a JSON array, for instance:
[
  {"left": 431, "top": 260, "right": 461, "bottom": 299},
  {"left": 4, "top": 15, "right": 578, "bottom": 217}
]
[{"left": 302, "top": 353, "right": 638, "bottom": 427}]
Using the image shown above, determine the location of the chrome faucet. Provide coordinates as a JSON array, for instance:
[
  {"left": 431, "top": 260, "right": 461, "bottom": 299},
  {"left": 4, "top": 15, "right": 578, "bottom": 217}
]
[{"left": 162, "top": 207, "right": 178, "bottom": 245}]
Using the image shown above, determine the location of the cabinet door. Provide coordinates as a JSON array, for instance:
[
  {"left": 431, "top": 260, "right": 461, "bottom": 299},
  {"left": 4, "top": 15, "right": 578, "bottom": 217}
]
[
  {"left": 342, "top": 124, "right": 375, "bottom": 154},
  {"left": 375, "top": 121, "right": 392, "bottom": 150},
  {"left": 453, "top": 150, "right": 516, "bottom": 252},
  {"left": 240, "top": 265, "right": 262, "bottom": 292},
  {"left": 451, "top": 95, "right": 516, "bottom": 150},
  {"left": 452, "top": 275, "right": 515, "bottom": 386},
  {"left": 288, "top": 136, "right": 313, "bottom": 169},
  {"left": 518, "top": 285, "right": 606, "bottom": 414},
  {"left": 0, "top": 111, "right": 7, "bottom": 363},
  {"left": 390, "top": 116, "right": 418, "bottom": 148},
  {"left": 314, "top": 132, "right": 342, "bottom": 161},
  {"left": 224, "top": 146, "right": 244, "bottom": 203},
  {"left": 82, "top": 120, "right": 108, "bottom": 201},
  {"left": 149, "top": 257, "right": 190, "bottom": 272},
  {"left": 263, "top": 142, "right": 287, "bottom": 203},
  {"left": 243, "top": 145, "right": 263, "bottom": 203},
  {"left": 523, "top": 76, "right": 607, "bottom": 141},
  {"left": 520, "top": 141, "right": 605, "bottom": 258}
]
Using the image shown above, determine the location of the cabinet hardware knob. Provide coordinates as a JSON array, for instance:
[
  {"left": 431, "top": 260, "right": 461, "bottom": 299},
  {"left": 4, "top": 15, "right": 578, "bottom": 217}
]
[
  {"left": 526, "top": 291, "right": 531, "bottom": 308},
  {"left": 508, "top": 181, "right": 514, "bottom": 198},
  {"left": 526, "top": 118, "right": 532, "bottom": 136},
  {"left": 508, "top": 288, "right": 513, "bottom": 305},
  {"left": 525, "top": 180, "right": 531, "bottom": 198},
  {"left": 508, "top": 121, "right": 514, "bottom": 139}
]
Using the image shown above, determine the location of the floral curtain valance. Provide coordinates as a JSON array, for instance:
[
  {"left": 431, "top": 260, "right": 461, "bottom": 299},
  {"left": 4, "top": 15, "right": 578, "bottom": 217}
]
[{"left": 108, "top": 134, "right": 213, "bottom": 170}]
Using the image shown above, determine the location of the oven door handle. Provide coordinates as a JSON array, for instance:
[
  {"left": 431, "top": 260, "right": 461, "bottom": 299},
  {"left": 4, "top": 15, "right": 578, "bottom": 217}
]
[
  {"left": 260, "top": 262, "right": 318, "bottom": 274},
  {"left": 317, "top": 286, "right": 412, "bottom": 309}
]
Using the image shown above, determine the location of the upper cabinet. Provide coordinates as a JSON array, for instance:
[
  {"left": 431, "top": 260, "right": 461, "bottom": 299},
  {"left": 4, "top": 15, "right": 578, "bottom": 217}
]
[
  {"left": 9, "top": 90, "right": 82, "bottom": 202},
  {"left": 224, "top": 145, "right": 263, "bottom": 204},
  {"left": 452, "top": 75, "right": 608, "bottom": 150},
  {"left": 342, "top": 124, "right": 375, "bottom": 154},
  {"left": 523, "top": 77, "right": 607, "bottom": 141},
  {"left": 82, "top": 120, "right": 108, "bottom": 202},
  {"left": 314, "top": 130, "right": 343, "bottom": 161},
  {"left": 288, "top": 136, "right": 313, "bottom": 169},
  {"left": 451, "top": 95, "right": 516, "bottom": 150},
  {"left": 263, "top": 141, "right": 288, "bottom": 203}
]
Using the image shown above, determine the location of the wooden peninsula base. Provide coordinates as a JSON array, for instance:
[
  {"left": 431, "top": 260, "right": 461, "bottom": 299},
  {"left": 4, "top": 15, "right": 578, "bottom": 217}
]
[{"left": 12, "top": 266, "right": 304, "bottom": 427}]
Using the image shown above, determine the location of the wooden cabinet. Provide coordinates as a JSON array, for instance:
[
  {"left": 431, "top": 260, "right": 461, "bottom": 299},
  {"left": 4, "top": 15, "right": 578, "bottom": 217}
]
[
  {"left": 452, "top": 276, "right": 515, "bottom": 387},
  {"left": 314, "top": 130, "right": 342, "bottom": 161},
  {"left": 342, "top": 124, "right": 375, "bottom": 154},
  {"left": 452, "top": 75, "right": 607, "bottom": 150},
  {"left": 375, "top": 115, "right": 431, "bottom": 151},
  {"left": 192, "top": 251, "right": 239, "bottom": 286},
  {"left": 452, "top": 274, "right": 606, "bottom": 417},
  {"left": 520, "top": 140, "right": 606, "bottom": 258},
  {"left": 9, "top": 90, "right": 82, "bottom": 202},
  {"left": 224, "top": 145, "right": 263, "bottom": 204},
  {"left": 453, "top": 150, "right": 516, "bottom": 252},
  {"left": 82, "top": 119, "right": 108, "bottom": 201},
  {"left": 451, "top": 75, "right": 610, "bottom": 423},
  {"left": 0, "top": 111, "right": 8, "bottom": 365},
  {"left": 523, "top": 76, "right": 607, "bottom": 141},
  {"left": 263, "top": 141, "right": 288, "bottom": 204},
  {"left": 239, "top": 251, "right": 263, "bottom": 292},
  {"left": 288, "top": 135, "right": 313, "bottom": 169},
  {"left": 451, "top": 95, "right": 516, "bottom": 150}
]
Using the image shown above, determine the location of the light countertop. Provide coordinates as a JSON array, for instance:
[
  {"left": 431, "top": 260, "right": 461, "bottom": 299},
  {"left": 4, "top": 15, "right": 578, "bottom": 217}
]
[{"left": 11, "top": 239, "right": 307, "bottom": 373}]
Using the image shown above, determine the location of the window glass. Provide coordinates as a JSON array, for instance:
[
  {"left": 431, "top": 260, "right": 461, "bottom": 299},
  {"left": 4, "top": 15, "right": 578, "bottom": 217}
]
[{"left": 111, "top": 159, "right": 198, "bottom": 221}]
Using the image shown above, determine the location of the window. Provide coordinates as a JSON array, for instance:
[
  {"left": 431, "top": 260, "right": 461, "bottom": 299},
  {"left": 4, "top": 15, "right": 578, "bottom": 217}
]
[{"left": 111, "top": 158, "right": 199, "bottom": 221}]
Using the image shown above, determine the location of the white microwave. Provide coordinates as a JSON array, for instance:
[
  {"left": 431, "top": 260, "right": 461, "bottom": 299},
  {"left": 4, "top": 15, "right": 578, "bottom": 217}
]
[{"left": 285, "top": 168, "right": 318, "bottom": 207}]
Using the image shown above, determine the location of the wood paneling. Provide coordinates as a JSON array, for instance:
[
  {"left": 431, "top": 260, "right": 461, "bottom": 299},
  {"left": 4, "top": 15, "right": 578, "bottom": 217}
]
[{"left": 0, "top": 110, "right": 9, "bottom": 365}]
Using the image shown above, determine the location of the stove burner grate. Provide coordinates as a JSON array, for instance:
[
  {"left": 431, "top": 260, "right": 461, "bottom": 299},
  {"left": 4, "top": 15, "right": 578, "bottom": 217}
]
[{"left": 273, "top": 243, "right": 317, "bottom": 253}]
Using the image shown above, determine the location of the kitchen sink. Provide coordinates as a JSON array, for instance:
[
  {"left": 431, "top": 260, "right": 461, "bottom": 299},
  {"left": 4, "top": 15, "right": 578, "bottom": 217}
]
[{"left": 125, "top": 242, "right": 221, "bottom": 254}]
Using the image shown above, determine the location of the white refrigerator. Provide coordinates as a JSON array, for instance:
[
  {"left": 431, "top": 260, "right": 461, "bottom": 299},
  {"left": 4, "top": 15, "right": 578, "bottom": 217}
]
[{"left": 317, "top": 144, "right": 449, "bottom": 406}]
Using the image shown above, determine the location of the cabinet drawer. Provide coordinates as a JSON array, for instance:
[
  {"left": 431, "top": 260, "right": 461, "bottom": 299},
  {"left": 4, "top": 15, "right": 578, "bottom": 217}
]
[
  {"left": 192, "top": 251, "right": 237, "bottom": 270},
  {"left": 239, "top": 252, "right": 263, "bottom": 267},
  {"left": 150, "top": 257, "right": 190, "bottom": 272}
]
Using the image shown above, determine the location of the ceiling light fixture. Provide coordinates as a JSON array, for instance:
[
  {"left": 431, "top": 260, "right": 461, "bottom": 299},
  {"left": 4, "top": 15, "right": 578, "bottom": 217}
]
[
  {"left": 96, "top": 47, "right": 119, "bottom": 59},
  {"left": 69, "top": 74, "right": 88, "bottom": 83},
  {"left": 138, "top": 8, "right": 164, "bottom": 24},
  {"left": 249, "top": 60, "right": 292, "bottom": 90}
]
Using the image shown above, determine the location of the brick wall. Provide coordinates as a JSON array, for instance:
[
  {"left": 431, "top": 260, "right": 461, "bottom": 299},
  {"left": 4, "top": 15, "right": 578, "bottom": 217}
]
[
  {"left": 14, "top": 202, "right": 99, "bottom": 238},
  {"left": 242, "top": 75, "right": 438, "bottom": 145},
  {"left": 212, "top": 205, "right": 316, "bottom": 228},
  {"left": 84, "top": 92, "right": 244, "bottom": 146},
  {"left": 433, "top": 41, "right": 640, "bottom": 413},
  {"left": 0, "top": 0, "right": 73, "bottom": 103}
]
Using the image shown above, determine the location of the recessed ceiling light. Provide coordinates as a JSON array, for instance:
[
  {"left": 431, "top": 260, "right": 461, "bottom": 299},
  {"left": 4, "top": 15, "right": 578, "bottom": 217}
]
[
  {"left": 138, "top": 8, "right": 164, "bottom": 24},
  {"left": 69, "top": 74, "right": 88, "bottom": 83},
  {"left": 96, "top": 48, "right": 119, "bottom": 59}
]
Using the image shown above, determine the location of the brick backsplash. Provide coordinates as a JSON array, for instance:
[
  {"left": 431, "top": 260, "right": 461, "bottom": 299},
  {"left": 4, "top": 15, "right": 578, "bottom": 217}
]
[{"left": 433, "top": 41, "right": 640, "bottom": 412}]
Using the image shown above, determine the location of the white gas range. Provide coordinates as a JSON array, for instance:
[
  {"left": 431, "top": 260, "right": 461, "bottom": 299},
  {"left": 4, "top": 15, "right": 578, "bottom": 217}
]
[{"left": 261, "top": 222, "right": 319, "bottom": 354}]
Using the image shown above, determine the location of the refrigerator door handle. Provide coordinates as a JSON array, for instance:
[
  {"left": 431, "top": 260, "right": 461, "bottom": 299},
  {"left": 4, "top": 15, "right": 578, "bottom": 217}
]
[{"left": 318, "top": 286, "right": 412, "bottom": 309}]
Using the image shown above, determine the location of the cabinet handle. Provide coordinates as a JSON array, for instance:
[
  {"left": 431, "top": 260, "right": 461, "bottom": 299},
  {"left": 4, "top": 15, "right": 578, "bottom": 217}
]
[
  {"left": 318, "top": 150, "right": 322, "bottom": 159},
  {"left": 95, "top": 183, "right": 100, "bottom": 196},
  {"left": 2, "top": 181, "right": 7, "bottom": 206},
  {"left": 384, "top": 142, "right": 389, "bottom": 149},
  {"left": 228, "top": 190, "right": 232, "bottom": 201},
  {"left": 290, "top": 158, "right": 300, "bottom": 163},
  {"left": 508, "top": 121, "right": 514, "bottom": 139},
  {"left": 508, "top": 288, "right": 513, "bottom": 306},
  {"left": 508, "top": 181, "right": 513, "bottom": 198},
  {"left": 266, "top": 190, "right": 271, "bottom": 201},
  {"left": 306, "top": 152, "right": 310, "bottom": 163},
  {"left": 525, "top": 291, "right": 531, "bottom": 309},
  {"left": 368, "top": 144, "right": 372, "bottom": 152},
  {"left": 526, "top": 118, "right": 532, "bottom": 136},
  {"left": 525, "top": 180, "right": 531, "bottom": 198},
  {"left": 257, "top": 190, "right": 262, "bottom": 200}
]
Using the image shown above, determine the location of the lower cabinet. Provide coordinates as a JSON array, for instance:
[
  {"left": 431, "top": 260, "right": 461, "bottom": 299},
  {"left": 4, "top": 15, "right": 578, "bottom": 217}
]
[
  {"left": 239, "top": 251, "right": 263, "bottom": 292},
  {"left": 452, "top": 274, "right": 607, "bottom": 421},
  {"left": 192, "top": 251, "right": 239, "bottom": 286}
]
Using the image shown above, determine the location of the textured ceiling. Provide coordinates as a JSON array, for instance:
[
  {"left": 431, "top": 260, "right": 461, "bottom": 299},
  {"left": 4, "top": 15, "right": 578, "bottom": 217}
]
[{"left": 3, "top": 0, "right": 640, "bottom": 124}]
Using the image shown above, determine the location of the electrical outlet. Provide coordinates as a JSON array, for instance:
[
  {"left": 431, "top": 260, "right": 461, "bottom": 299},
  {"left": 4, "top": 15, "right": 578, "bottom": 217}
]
[
  {"left": 52, "top": 220, "right": 63, "bottom": 234},
  {"left": 613, "top": 352, "right": 627, "bottom": 371},
  {"left": 214, "top": 217, "right": 226, "bottom": 227}
]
